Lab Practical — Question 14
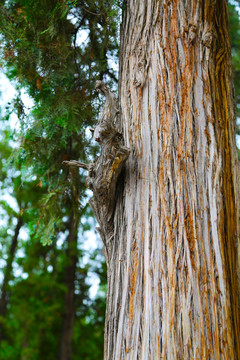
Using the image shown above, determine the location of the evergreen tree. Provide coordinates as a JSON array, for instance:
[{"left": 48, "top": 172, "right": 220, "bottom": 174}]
[
  {"left": 0, "top": 1, "right": 239, "bottom": 359},
  {"left": 0, "top": 0, "right": 119, "bottom": 358}
]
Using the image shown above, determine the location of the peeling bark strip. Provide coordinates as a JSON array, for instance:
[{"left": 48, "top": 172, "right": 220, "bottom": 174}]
[
  {"left": 105, "top": 0, "right": 240, "bottom": 359},
  {"left": 63, "top": 81, "right": 130, "bottom": 262}
]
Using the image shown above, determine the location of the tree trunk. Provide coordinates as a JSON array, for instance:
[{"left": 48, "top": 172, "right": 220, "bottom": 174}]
[
  {"left": 104, "top": 1, "right": 240, "bottom": 359},
  {"left": 0, "top": 217, "right": 23, "bottom": 340},
  {"left": 60, "top": 213, "right": 78, "bottom": 360}
]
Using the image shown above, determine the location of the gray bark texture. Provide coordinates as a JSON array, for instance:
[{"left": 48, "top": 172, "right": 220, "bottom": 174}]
[
  {"left": 65, "top": 1, "right": 240, "bottom": 357},
  {"left": 63, "top": 81, "right": 130, "bottom": 263},
  {"left": 103, "top": 0, "right": 240, "bottom": 359}
]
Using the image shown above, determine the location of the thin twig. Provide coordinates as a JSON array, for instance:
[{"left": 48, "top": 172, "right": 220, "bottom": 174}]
[{"left": 62, "top": 160, "right": 89, "bottom": 170}]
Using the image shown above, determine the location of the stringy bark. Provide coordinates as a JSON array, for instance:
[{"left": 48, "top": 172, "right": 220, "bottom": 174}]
[{"left": 105, "top": 1, "right": 240, "bottom": 359}]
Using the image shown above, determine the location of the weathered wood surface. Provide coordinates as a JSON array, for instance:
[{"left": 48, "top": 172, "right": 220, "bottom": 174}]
[
  {"left": 63, "top": 81, "right": 130, "bottom": 263},
  {"left": 104, "top": 1, "right": 240, "bottom": 359}
]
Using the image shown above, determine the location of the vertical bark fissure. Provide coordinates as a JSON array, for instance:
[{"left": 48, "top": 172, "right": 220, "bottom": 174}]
[{"left": 105, "top": 0, "right": 240, "bottom": 359}]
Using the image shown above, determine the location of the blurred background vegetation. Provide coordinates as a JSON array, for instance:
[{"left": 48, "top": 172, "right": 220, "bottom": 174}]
[{"left": 0, "top": 1, "right": 239, "bottom": 359}]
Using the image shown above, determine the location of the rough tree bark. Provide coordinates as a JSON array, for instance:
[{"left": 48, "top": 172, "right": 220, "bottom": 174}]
[
  {"left": 103, "top": 1, "right": 240, "bottom": 359},
  {"left": 63, "top": 80, "right": 130, "bottom": 264}
]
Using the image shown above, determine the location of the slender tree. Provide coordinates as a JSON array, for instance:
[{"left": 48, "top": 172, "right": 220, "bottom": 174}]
[
  {"left": 0, "top": 216, "right": 23, "bottom": 340},
  {"left": 60, "top": 213, "right": 78, "bottom": 360},
  {"left": 101, "top": 1, "right": 240, "bottom": 358}
]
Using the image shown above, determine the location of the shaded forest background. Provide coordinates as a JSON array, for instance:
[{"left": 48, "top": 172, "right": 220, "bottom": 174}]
[{"left": 0, "top": 1, "right": 239, "bottom": 359}]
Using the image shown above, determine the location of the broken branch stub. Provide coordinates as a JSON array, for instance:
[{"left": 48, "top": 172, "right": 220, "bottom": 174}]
[{"left": 63, "top": 81, "right": 130, "bottom": 262}]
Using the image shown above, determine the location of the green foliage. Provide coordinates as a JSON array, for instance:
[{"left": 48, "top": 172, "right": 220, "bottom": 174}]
[
  {"left": 229, "top": 2, "right": 240, "bottom": 119},
  {"left": 0, "top": 0, "right": 118, "bottom": 357},
  {"left": 0, "top": 0, "right": 119, "bottom": 245},
  {"left": 0, "top": 1, "right": 239, "bottom": 359},
  {"left": 0, "top": 251, "right": 92, "bottom": 360}
]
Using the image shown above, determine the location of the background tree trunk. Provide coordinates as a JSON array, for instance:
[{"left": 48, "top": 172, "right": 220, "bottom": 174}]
[
  {"left": 60, "top": 213, "right": 78, "bottom": 360},
  {"left": 0, "top": 217, "right": 23, "bottom": 341},
  {"left": 105, "top": 1, "right": 240, "bottom": 359}
]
